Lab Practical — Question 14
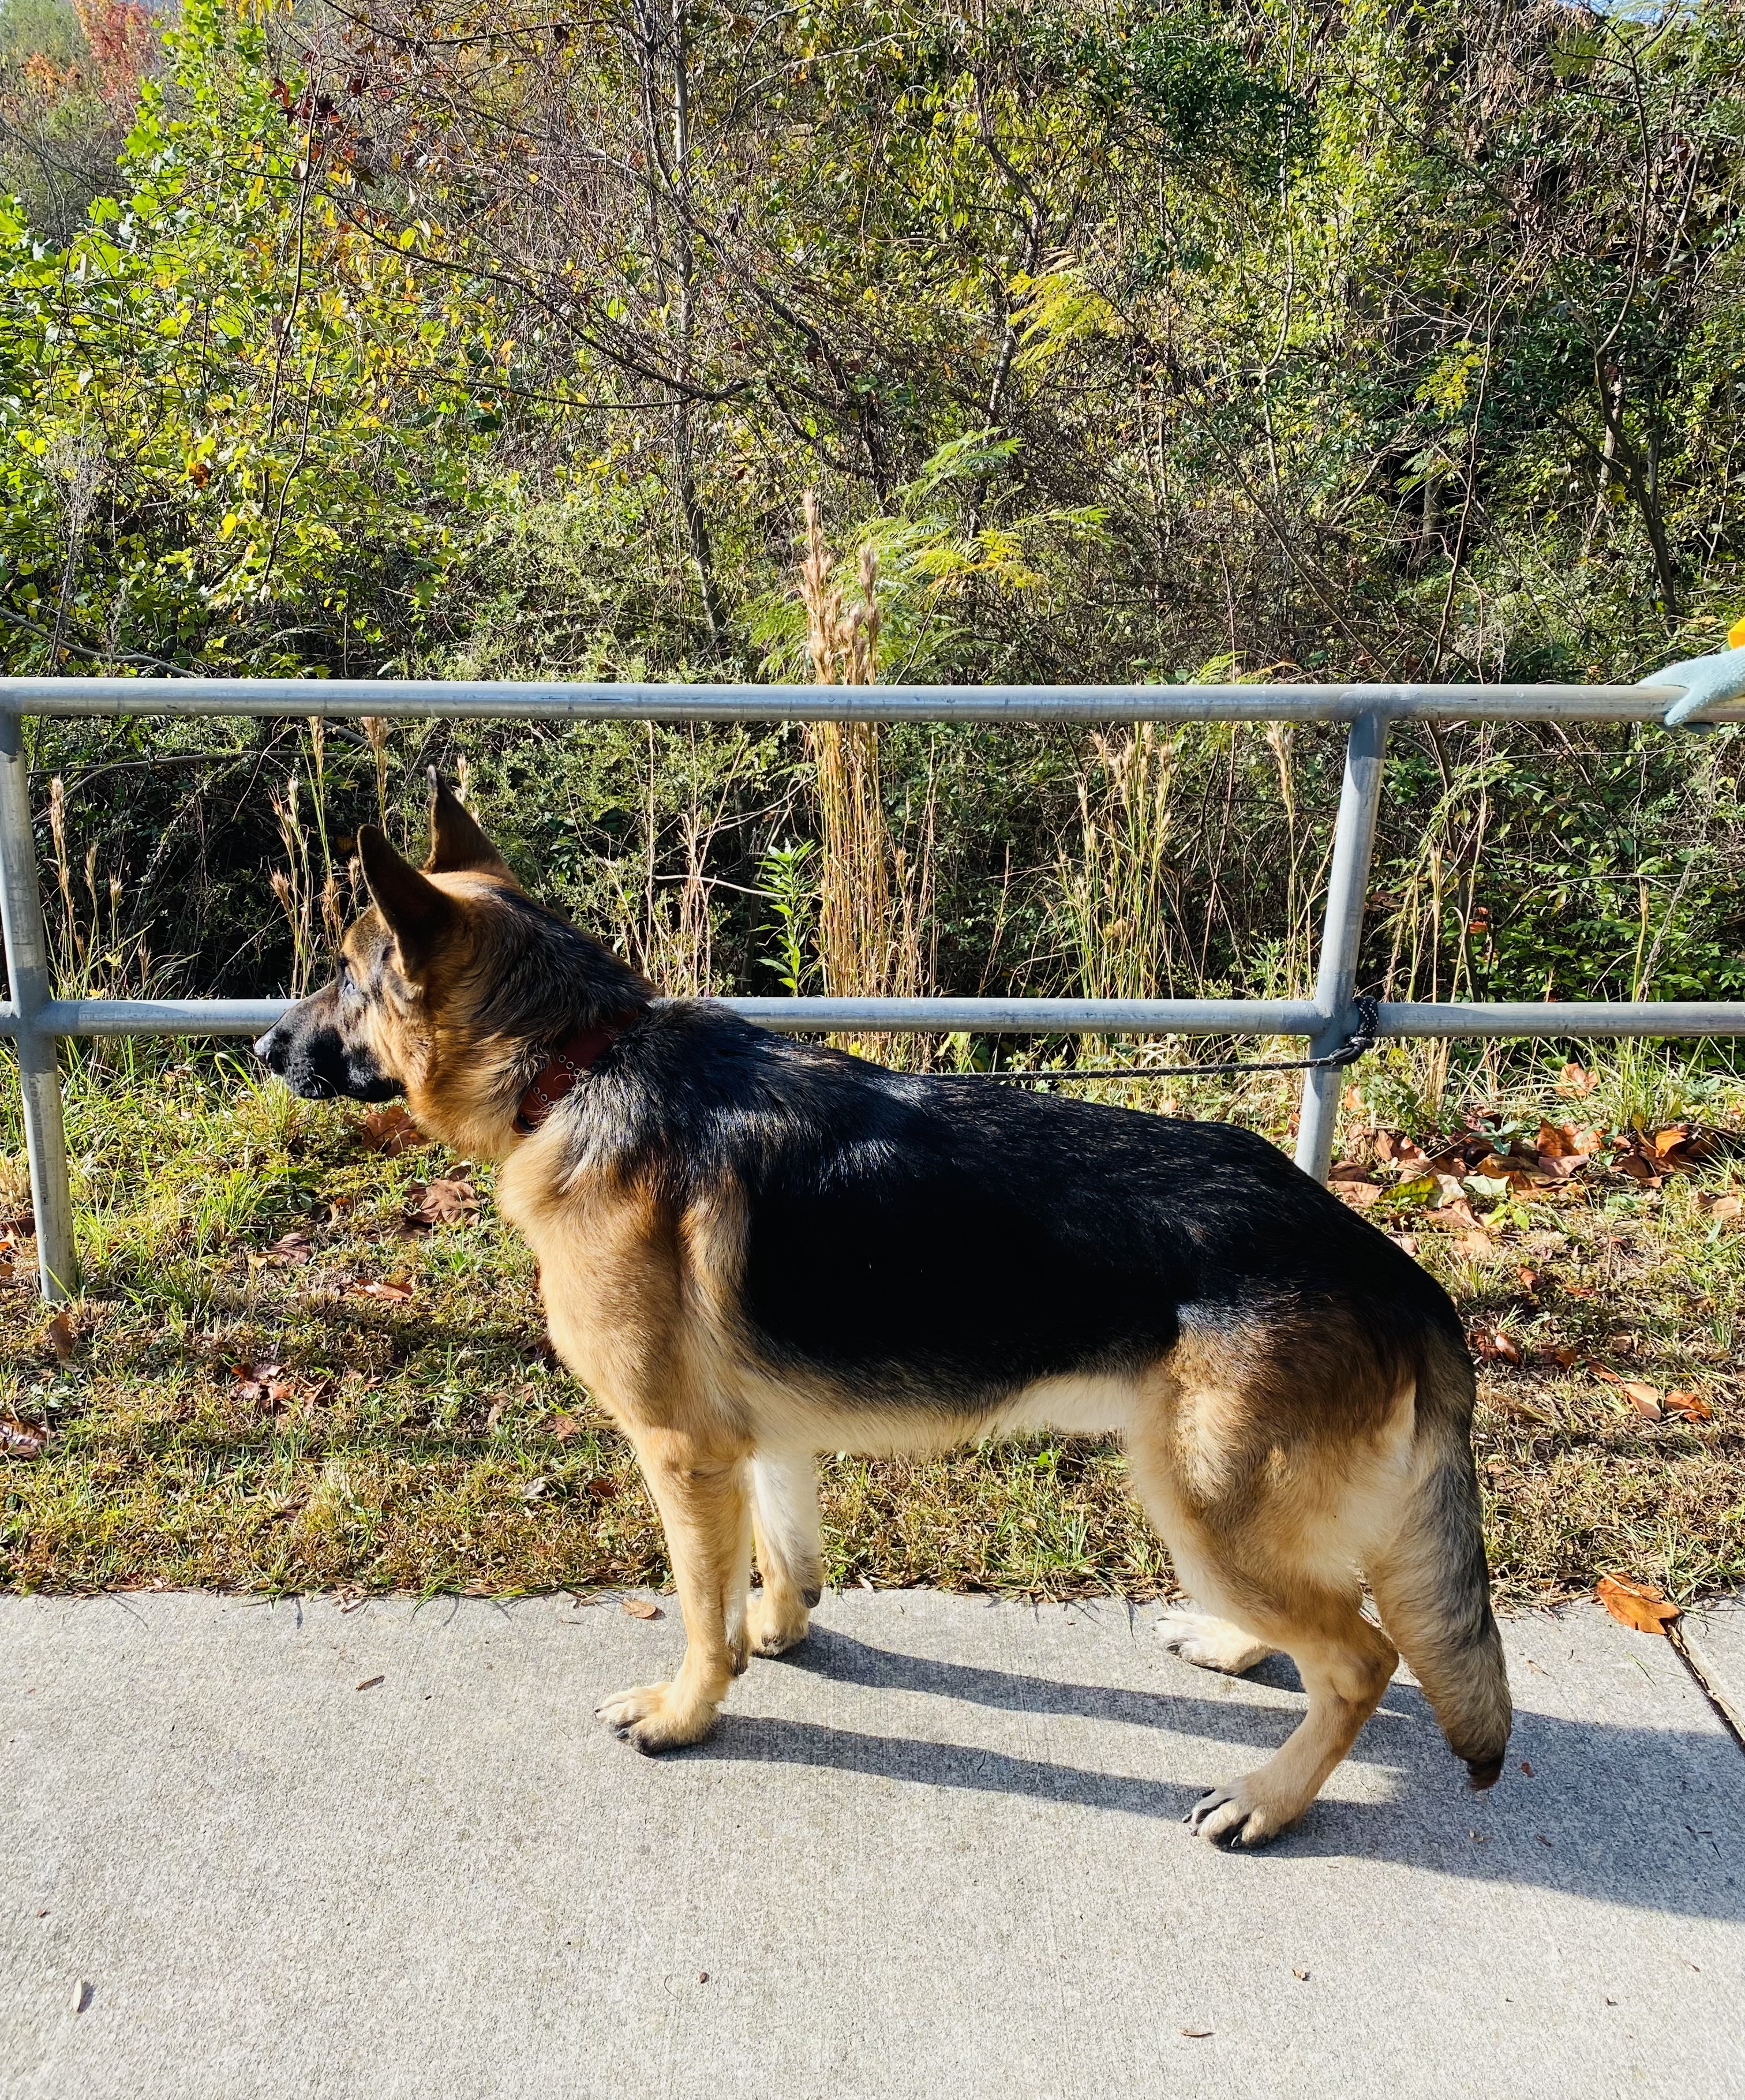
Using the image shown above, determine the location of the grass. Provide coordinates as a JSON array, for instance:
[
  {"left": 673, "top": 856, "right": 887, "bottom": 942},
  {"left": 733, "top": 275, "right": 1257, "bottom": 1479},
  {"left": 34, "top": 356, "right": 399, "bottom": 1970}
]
[{"left": 2, "top": 1039, "right": 1743, "bottom": 1607}]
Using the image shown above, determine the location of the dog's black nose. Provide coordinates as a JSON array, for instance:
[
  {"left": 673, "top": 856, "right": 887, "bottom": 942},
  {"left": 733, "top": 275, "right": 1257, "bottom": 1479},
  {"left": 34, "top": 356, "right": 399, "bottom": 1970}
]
[{"left": 253, "top": 1023, "right": 287, "bottom": 1070}]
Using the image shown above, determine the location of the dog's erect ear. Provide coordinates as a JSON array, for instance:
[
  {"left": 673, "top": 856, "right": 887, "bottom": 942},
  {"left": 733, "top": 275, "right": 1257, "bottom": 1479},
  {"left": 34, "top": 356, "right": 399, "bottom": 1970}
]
[
  {"left": 358, "top": 825, "right": 456, "bottom": 970},
  {"left": 424, "top": 768, "right": 512, "bottom": 880}
]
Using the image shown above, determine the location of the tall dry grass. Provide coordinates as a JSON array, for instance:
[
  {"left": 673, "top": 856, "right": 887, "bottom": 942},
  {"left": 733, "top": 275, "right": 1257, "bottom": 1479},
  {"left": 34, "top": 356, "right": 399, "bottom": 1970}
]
[{"left": 797, "top": 493, "right": 936, "bottom": 1060}]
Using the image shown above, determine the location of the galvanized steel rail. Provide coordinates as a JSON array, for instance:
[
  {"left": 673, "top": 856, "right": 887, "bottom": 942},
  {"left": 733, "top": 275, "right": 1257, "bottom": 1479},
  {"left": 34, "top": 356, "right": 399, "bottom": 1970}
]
[{"left": 3, "top": 673, "right": 1743, "bottom": 1302}]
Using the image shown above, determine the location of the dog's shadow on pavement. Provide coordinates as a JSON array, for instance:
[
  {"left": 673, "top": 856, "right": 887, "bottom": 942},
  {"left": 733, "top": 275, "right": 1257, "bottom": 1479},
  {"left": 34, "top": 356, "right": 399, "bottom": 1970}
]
[{"left": 690, "top": 1629, "right": 1745, "bottom": 1921}]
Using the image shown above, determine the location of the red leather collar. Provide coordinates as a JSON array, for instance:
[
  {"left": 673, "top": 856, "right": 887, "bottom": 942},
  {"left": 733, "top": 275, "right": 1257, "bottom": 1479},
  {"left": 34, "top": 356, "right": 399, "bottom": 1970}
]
[{"left": 513, "top": 1010, "right": 643, "bottom": 1135}]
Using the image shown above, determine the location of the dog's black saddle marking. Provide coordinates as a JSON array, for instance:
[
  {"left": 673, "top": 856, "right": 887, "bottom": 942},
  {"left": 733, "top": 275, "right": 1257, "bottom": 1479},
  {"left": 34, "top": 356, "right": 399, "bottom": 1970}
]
[{"left": 581, "top": 1006, "right": 1456, "bottom": 1408}]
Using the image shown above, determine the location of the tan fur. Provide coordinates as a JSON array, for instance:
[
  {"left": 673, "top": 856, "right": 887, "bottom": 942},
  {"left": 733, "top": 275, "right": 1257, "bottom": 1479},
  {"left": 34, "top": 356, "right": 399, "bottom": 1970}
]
[{"left": 314, "top": 847, "right": 1488, "bottom": 1840}]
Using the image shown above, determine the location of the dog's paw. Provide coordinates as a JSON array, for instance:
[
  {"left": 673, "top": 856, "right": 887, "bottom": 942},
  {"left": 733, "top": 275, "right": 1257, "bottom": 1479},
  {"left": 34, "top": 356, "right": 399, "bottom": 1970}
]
[
  {"left": 595, "top": 1681, "right": 717, "bottom": 1754},
  {"left": 1184, "top": 1778, "right": 1295, "bottom": 1849},
  {"left": 747, "top": 1591, "right": 811, "bottom": 1657},
  {"left": 1158, "top": 1609, "right": 1274, "bottom": 1677}
]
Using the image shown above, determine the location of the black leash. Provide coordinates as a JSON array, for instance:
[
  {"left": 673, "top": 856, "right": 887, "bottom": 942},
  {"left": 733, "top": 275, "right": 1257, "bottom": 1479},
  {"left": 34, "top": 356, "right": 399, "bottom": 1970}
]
[{"left": 973, "top": 995, "right": 1383, "bottom": 1083}]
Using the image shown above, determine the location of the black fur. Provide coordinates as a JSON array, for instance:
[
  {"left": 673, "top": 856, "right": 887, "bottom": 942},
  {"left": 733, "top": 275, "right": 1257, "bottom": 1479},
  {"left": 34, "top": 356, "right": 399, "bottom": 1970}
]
[{"left": 569, "top": 1002, "right": 1467, "bottom": 1407}]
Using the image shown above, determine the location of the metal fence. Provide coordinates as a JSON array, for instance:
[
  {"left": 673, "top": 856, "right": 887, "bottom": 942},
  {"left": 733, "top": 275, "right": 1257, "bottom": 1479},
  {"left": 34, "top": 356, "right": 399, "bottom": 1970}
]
[{"left": 5, "top": 672, "right": 1745, "bottom": 1303}]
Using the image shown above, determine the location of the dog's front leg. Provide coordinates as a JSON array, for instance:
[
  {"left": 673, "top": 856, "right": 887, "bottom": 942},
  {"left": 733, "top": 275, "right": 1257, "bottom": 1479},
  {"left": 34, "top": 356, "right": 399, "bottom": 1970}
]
[{"left": 597, "top": 1428, "right": 751, "bottom": 1753}]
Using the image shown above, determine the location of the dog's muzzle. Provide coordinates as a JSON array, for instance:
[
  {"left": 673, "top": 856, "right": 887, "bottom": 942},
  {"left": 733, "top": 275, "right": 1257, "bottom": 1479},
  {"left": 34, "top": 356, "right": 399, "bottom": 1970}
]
[{"left": 253, "top": 1012, "right": 400, "bottom": 1104}]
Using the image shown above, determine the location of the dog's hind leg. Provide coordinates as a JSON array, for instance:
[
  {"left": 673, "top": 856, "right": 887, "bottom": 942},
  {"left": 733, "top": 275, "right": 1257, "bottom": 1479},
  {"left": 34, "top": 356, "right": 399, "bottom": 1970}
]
[
  {"left": 597, "top": 1427, "right": 752, "bottom": 1753},
  {"left": 1181, "top": 1582, "right": 1396, "bottom": 1848},
  {"left": 748, "top": 1450, "right": 823, "bottom": 1656},
  {"left": 1129, "top": 1438, "right": 1396, "bottom": 1848},
  {"left": 1158, "top": 1608, "right": 1276, "bottom": 1677}
]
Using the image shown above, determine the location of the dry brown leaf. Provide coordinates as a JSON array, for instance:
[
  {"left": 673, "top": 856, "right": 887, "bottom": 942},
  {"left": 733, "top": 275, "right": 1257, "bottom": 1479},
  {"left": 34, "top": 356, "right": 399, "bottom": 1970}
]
[
  {"left": 1470, "top": 1328, "right": 1522, "bottom": 1364},
  {"left": 355, "top": 1674, "right": 385, "bottom": 1692},
  {"left": 1333, "top": 1180, "right": 1383, "bottom": 1209},
  {"left": 411, "top": 1176, "right": 480, "bottom": 1228},
  {"left": 621, "top": 1595, "right": 662, "bottom": 1619},
  {"left": 1651, "top": 1124, "right": 1692, "bottom": 1157},
  {"left": 1706, "top": 1194, "right": 1742, "bottom": 1224},
  {"left": 1180, "top": 2027, "right": 1214, "bottom": 2039},
  {"left": 353, "top": 1274, "right": 414, "bottom": 1304},
  {"left": 1596, "top": 1574, "right": 1680, "bottom": 1634},
  {"left": 1590, "top": 1366, "right": 1662, "bottom": 1417},
  {"left": 1549, "top": 1344, "right": 1582, "bottom": 1370},
  {"left": 354, "top": 1105, "right": 425, "bottom": 1156},
  {"left": 1557, "top": 1062, "right": 1600, "bottom": 1097},
  {"left": 1536, "top": 1121, "right": 1575, "bottom": 1158},
  {"left": 265, "top": 1230, "right": 313, "bottom": 1264},
  {"left": 1664, "top": 1390, "right": 1712, "bottom": 1423},
  {"left": 1613, "top": 1154, "right": 1659, "bottom": 1187},
  {"left": 1, "top": 1412, "right": 47, "bottom": 1460},
  {"left": 548, "top": 1413, "right": 584, "bottom": 1442},
  {"left": 44, "top": 1310, "right": 77, "bottom": 1361}
]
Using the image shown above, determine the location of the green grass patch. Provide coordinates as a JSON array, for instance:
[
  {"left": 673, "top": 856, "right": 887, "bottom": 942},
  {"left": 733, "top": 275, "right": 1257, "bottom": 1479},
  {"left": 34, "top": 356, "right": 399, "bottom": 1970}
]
[{"left": 3, "top": 1044, "right": 1743, "bottom": 1606}]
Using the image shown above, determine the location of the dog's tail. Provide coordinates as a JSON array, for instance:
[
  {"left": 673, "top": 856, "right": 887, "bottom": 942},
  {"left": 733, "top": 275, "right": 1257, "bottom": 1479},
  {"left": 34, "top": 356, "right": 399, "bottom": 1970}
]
[{"left": 1370, "top": 1324, "right": 1512, "bottom": 1788}]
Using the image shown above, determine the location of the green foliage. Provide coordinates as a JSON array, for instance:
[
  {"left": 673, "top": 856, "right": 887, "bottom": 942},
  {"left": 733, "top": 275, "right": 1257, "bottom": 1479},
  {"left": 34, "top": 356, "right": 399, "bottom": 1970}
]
[{"left": 3, "top": 0, "right": 1745, "bottom": 1028}]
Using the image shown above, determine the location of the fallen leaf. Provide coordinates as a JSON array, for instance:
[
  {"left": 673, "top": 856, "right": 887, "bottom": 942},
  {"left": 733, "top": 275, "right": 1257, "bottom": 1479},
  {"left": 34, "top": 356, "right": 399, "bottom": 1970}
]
[
  {"left": 1180, "top": 2027, "right": 1214, "bottom": 2039},
  {"left": 1392, "top": 1174, "right": 1440, "bottom": 1208},
  {"left": 548, "top": 1413, "right": 584, "bottom": 1442},
  {"left": 1549, "top": 1345, "right": 1582, "bottom": 1369},
  {"left": 1520, "top": 1760, "right": 1533, "bottom": 1777},
  {"left": 1590, "top": 1366, "right": 1661, "bottom": 1417},
  {"left": 1456, "top": 1231, "right": 1496, "bottom": 1259},
  {"left": 1536, "top": 1122, "right": 1574, "bottom": 1158},
  {"left": 486, "top": 1400, "right": 507, "bottom": 1431},
  {"left": 1471, "top": 1329, "right": 1522, "bottom": 1365},
  {"left": 1334, "top": 1180, "right": 1382, "bottom": 1208},
  {"left": 353, "top": 1274, "right": 414, "bottom": 1303},
  {"left": 1388, "top": 1231, "right": 1420, "bottom": 1256},
  {"left": 1570, "top": 1126, "right": 1605, "bottom": 1155},
  {"left": 586, "top": 1476, "right": 616, "bottom": 1500},
  {"left": 1, "top": 1412, "right": 47, "bottom": 1460},
  {"left": 355, "top": 1674, "right": 385, "bottom": 1692},
  {"left": 1706, "top": 1194, "right": 1742, "bottom": 1224},
  {"left": 621, "top": 1595, "right": 662, "bottom": 1619},
  {"left": 1613, "top": 1154, "right": 1659, "bottom": 1187},
  {"left": 265, "top": 1230, "right": 313, "bottom": 1264},
  {"left": 1292, "top": 1968, "right": 1310, "bottom": 1982},
  {"left": 1595, "top": 1574, "right": 1680, "bottom": 1634},
  {"left": 45, "top": 1311, "right": 76, "bottom": 1361},
  {"left": 1424, "top": 1200, "right": 1480, "bottom": 1231},
  {"left": 518, "top": 1477, "right": 548, "bottom": 1503},
  {"left": 1650, "top": 1124, "right": 1693, "bottom": 1158},
  {"left": 227, "top": 1360, "right": 312, "bottom": 1415},
  {"left": 1557, "top": 1062, "right": 1600, "bottom": 1097},
  {"left": 1328, "top": 1160, "right": 1372, "bottom": 1181},
  {"left": 410, "top": 1176, "right": 480, "bottom": 1228},
  {"left": 354, "top": 1105, "right": 425, "bottom": 1156},
  {"left": 1664, "top": 1390, "right": 1712, "bottom": 1422}
]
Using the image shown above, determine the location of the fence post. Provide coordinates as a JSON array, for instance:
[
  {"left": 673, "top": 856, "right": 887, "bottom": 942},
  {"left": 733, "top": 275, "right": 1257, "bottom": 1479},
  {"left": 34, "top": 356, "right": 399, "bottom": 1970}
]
[
  {"left": 1295, "top": 708, "right": 1389, "bottom": 1184},
  {"left": 0, "top": 708, "right": 77, "bottom": 1300}
]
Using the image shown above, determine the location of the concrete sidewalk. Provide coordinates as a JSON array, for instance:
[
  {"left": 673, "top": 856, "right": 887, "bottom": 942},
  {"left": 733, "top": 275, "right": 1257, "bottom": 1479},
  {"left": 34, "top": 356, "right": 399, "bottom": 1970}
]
[{"left": 2, "top": 1589, "right": 1740, "bottom": 2100}]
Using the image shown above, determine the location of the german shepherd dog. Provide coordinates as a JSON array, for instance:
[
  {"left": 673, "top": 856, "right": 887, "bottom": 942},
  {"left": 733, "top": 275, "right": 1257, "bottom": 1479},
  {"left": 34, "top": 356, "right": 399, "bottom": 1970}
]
[{"left": 256, "top": 774, "right": 1511, "bottom": 1846}]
